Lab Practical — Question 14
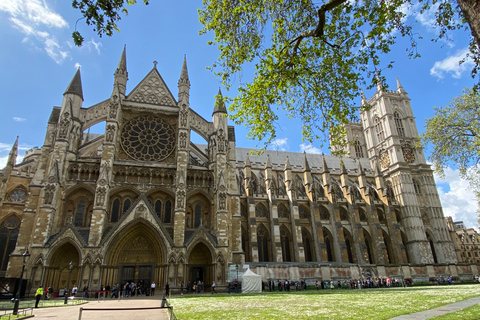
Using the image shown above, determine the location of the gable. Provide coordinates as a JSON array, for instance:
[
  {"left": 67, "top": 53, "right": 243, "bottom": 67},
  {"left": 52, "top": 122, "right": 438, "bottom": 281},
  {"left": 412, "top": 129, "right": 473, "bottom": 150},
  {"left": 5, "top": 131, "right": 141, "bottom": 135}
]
[{"left": 126, "top": 68, "right": 177, "bottom": 107}]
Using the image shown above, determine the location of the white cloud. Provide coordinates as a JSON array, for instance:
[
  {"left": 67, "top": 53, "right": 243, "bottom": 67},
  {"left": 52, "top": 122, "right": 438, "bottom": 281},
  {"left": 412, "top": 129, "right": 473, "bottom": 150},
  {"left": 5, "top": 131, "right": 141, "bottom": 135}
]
[
  {"left": 434, "top": 167, "right": 479, "bottom": 229},
  {"left": 13, "top": 117, "right": 26, "bottom": 122},
  {"left": 430, "top": 48, "right": 474, "bottom": 79},
  {"left": 88, "top": 38, "right": 102, "bottom": 55},
  {"left": 269, "top": 138, "right": 289, "bottom": 151},
  {"left": 299, "top": 143, "right": 322, "bottom": 154},
  {"left": 0, "top": 156, "right": 9, "bottom": 169},
  {"left": 0, "top": 0, "right": 69, "bottom": 64},
  {"left": 74, "top": 62, "right": 82, "bottom": 69},
  {"left": 44, "top": 37, "right": 69, "bottom": 64}
]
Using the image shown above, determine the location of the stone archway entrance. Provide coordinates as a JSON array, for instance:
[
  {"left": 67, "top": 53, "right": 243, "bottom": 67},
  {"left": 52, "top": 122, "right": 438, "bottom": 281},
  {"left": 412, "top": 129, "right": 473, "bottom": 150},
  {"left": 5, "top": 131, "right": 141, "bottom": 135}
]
[
  {"left": 45, "top": 242, "right": 81, "bottom": 295},
  {"left": 188, "top": 243, "right": 213, "bottom": 287},
  {"left": 104, "top": 222, "right": 165, "bottom": 292}
]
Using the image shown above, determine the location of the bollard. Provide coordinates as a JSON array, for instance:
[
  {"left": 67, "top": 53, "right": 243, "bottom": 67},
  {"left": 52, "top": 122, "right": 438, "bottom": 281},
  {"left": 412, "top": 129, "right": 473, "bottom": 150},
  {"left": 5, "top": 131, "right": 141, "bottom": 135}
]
[{"left": 78, "top": 307, "right": 83, "bottom": 320}]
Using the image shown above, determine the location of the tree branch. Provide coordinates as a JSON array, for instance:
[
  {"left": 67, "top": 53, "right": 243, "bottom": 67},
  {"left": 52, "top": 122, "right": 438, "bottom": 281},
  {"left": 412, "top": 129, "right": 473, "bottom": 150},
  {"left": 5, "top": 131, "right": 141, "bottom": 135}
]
[{"left": 289, "top": 0, "right": 348, "bottom": 52}]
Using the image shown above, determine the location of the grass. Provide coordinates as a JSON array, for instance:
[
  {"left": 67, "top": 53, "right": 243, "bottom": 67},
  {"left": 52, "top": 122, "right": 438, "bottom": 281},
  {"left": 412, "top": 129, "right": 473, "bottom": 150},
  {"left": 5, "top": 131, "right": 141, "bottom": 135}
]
[
  {"left": 0, "top": 298, "right": 87, "bottom": 311},
  {"left": 430, "top": 304, "right": 480, "bottom": 320},
  {"left": 168, "top": 284, "right": 480, "bottom": 320}
]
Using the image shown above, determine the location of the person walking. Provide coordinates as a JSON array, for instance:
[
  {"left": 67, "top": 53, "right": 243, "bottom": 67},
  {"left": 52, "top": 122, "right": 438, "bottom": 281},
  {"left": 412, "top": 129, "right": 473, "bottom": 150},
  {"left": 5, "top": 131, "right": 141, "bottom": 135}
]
[
  {"left": 212, "top": 281, "right": 217, "bottom": 294},
  {"left": 151, "top": 282, "right": 155, "bottom": 296},
  {"left": 35, "top": 286, "right": 44, "bottom": 308},
  {"left": 165, "top": 283, "right": 170, "bottom": 298}
]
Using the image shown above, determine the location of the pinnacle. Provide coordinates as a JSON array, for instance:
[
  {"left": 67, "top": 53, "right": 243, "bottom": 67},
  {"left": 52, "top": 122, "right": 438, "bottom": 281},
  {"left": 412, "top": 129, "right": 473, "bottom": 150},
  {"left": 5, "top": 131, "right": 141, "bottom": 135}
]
[{"left": 64, "top": 68, "right": 84, "bottom": 101}]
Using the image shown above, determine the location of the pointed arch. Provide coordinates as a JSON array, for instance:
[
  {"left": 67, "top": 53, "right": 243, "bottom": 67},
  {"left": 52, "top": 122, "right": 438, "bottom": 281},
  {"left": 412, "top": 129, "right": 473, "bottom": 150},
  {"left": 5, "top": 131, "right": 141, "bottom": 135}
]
[
  {"left": 277, "top": 203, "right": 290, "bottom": 220},
  {"left": 0, "top": 214, "right": 21, "bottom": 271},
  {"left": 302, "top": 228, "right": 315, "bottom": 262},
  {"left": 319, "top": 205, "right": 330, "bottom": 221},
  {"left": 394, "top": 111, "right": 405, "bottom": 137},
  {"left": 280, "top": 225, "right": 293, "bottom": 262},
  {"left": 255, "top": 202, "right": 269, "bottom": 219},
  {"left": 426, "top": 232, "right": 438, "bottom": 264},
  {"left": 382, "top": 230, "right": 395, "bottom": 264},
  {"left": 104, "top": 219, "right": 167, "bottom": 265},
  {"left": 361, "top": 228, "right": 375, "bottom": 264},
  {"left": 343, "top": 228, "right": 355, "bottom": 263},
  {"left": 298, "top": 205, "right": 310, "bottom": 220},
  {"left": 257, "top": 224, "right": 271, "bottom": 262},
  {"left": 339, "top": 206, "right": 349, "bottom": 221},
  {"left": 241, "top": 225, "right": 251, "bottom": 262},
  {"left": 322, "top": 227, "right": 335, "bottom": 262}
]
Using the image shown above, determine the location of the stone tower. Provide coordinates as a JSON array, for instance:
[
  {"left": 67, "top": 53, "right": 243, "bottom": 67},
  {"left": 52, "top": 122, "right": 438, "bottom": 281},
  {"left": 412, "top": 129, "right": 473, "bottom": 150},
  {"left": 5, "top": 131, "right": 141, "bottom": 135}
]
[{"left": 359, "top": 76, "right": 456, "bottom": 264}]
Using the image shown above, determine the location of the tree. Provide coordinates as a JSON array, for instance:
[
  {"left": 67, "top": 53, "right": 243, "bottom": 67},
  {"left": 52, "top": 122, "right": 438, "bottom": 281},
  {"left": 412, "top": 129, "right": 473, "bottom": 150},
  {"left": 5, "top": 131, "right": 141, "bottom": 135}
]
[
  {"left": 421, "top": 88, "right": 480, "bottom": 219},
  {"left": 72, "top": 0, "right": 480, "bottom": 149}
]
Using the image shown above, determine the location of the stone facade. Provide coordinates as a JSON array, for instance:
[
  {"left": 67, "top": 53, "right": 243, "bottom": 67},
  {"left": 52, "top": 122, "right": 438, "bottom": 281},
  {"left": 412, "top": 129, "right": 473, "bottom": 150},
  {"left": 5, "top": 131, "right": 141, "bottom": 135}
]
[
  {"left": 446, "top": 217, "right": 480, "bottom": 264},
  {"left": 0, "top": 49, "right": 473, "bottom": 295}
]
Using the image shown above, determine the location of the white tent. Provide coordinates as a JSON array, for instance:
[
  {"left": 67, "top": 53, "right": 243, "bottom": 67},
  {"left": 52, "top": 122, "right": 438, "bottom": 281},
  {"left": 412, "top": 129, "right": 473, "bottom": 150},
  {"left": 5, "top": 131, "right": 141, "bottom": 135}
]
[{"left": 241, "top": 268, "right": 262, "bottom": 293}]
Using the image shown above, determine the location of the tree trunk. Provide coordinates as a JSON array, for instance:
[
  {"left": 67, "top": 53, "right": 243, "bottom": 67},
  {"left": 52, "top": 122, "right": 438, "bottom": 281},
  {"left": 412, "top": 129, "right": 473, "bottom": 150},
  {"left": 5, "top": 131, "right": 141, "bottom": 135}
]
[{"left": 457, "top": 0, "right": 480, "bottom": 49}]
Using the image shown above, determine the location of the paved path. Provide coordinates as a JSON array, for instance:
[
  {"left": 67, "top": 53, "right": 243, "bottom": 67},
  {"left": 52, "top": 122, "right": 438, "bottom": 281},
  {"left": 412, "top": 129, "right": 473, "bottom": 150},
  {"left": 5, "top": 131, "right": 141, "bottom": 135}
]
[
  {"left": 32, "top": 296, "right": 170, "bottom": 320},
  {"left": 389, "top": 296, "right": 480, "bottom": 320}
]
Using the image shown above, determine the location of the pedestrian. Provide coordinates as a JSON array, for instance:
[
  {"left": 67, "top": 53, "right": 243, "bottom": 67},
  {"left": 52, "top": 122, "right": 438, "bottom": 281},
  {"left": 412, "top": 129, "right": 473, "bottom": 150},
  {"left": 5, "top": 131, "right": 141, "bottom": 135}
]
[
  {"left": 45, "top": 286, "right": 51, "bottom": 300},
  {"left": 234, "top": 279, "right": 238, "bottom": 293},
  {"left": 315, "top": 280, "right": 319, "bottom": 290},
  {"left": 72, "top": 285, "right": 78, "bottom": 297},
  {"left": 212, "top": 281, "right": 216, "bottom": 294},
  {"left": 165, "top": 283, "right": 170, "bottom": 297},
  {"left": 180, "top": 281, "right": 184, "bottom": 295},
  {"left": 151, "top": 282, "right": 155, "bottom": 296},
  {"left": 35, "top": 286, "right": 43, "bottom": 308}
]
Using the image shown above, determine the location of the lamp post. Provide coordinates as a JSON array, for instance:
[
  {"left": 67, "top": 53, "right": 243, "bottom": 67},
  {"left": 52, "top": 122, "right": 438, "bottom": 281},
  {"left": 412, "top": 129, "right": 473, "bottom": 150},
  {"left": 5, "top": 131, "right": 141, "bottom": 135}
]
[
  {"left": 64, "top": 261, "right": 74, "bottom": 305},
  {"left": 13, "top": 249, "right": 30, "bottom": 315}
]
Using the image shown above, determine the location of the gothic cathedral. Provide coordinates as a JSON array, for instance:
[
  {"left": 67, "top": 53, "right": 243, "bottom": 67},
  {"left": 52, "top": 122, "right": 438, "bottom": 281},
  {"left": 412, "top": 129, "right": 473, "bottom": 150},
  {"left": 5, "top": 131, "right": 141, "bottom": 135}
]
[{"left": 1, "top": 49, "right": 470, "bottom": 294}]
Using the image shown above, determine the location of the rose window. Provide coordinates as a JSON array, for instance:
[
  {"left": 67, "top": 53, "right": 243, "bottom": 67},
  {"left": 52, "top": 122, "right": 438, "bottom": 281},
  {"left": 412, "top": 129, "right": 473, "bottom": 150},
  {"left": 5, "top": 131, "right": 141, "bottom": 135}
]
[{"left": 121, "top": 115, "right": 176, "bottom": 161}]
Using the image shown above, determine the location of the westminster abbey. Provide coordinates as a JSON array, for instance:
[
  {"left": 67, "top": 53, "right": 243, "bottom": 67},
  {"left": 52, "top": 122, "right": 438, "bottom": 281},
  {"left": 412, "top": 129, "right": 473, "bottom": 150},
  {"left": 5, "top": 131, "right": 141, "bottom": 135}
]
[{"left": 1, "top": 48, "right": 477, "bottom": 294}]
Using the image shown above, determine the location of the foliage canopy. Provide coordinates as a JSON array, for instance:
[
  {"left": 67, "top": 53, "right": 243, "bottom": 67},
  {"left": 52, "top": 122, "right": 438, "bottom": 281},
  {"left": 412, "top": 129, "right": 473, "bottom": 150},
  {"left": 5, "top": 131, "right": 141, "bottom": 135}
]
[
  {"left": 72, "top": 0, "right": 480, "bottom": 150},
  {"left": 422, "top": 88, "right": 480, "bottom": 214}
]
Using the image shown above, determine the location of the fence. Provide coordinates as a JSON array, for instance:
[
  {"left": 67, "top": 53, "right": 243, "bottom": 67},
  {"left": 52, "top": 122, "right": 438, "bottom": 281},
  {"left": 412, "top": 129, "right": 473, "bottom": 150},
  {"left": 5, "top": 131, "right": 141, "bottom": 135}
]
[
  {"left": 78, "top": 297, "right": 177, "bottom": 320},
  {"left": 1, "top": 307, "right": 33, "bottom": 319}
]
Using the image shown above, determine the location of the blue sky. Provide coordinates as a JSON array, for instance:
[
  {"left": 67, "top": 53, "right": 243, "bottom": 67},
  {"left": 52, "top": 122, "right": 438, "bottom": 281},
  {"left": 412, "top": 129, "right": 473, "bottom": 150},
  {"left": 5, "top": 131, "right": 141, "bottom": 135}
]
[{"left": 0, "top": 0, "right": 478, "bottom": 228}]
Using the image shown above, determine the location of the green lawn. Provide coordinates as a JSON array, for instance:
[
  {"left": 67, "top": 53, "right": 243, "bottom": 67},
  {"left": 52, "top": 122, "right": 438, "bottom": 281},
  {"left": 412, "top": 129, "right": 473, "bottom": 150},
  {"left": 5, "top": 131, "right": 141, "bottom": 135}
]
[{"left": 168, "top": 285, "right": 480, "bottom": 320}]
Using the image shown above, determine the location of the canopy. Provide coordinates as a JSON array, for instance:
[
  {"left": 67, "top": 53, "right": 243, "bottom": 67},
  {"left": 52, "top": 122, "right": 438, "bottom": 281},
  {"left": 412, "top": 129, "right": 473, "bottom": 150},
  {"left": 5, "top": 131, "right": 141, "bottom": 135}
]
[{"left": 241, "top": 268, "right": 262, "bottom": 293}]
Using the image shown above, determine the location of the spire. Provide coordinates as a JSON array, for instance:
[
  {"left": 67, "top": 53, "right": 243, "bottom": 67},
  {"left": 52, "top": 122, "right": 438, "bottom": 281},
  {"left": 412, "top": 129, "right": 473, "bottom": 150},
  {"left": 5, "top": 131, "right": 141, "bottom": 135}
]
[
  {"left": 357, "top": 160, "right": 364, "bottom": 176},
  {"left": 265, "top": 154, "right": 272, "bottom": 169},
  {"left": 361, "top": 88, "right": 367, "bottom": 106},
  {"left": 213, "top": 88, "right": 227, "bottom": 115},
  {"left": 357, "top": 160, "right": 367, "bottom": 189},
  {"left": 340, "top": 159, "right": 347, "bottom": 174},
  {"left": 374, "top": 161, "right": 382, "bottom": 177},
  {"left": 180, "top": 55, "right": 189, "bottom": 82},
  {"left": 244, "top": 154, "right": 251, "bottom": 167},
  {"left": 396, "top": 76, "right": 405, "bottom": 93},
  {"left": 321, "top": 154, "right": 330, "bottom": 173},
  {"left": 116, "top": 45, "right": 127, "bottom": 75},
  {"left": 303, "top": 152, "right": 311, "bottom": 172},
  {"left": 178, "top": 55, "right": 191, "bottom": 102},
  {"left": 64, "top": 68, "right": 83, "bottom": 101},
  {"left": 7, "top": 136, "right": 18, "bottom": 167},
  {"left": 114, "top": 46, "right": 128, "bottom": 96},
  {"left": 284, "top": 156, "right": 291, "bottom": 171},
  {"left": 375, "top": 68, "right": 383, "bottom": 92}
]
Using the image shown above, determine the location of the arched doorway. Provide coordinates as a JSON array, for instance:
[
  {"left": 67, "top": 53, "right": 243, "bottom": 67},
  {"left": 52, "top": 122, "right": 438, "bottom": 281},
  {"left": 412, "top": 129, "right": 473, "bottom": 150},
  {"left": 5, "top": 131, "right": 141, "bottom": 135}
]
[
  {"left": 188, "top": 243, "right": 213, "bottom": 285},
  {"left": 104, "top": 222, "right": 165, "bottom": 291},
  {"left": 45, "top": 242, "right": 81, "bottom": 294}
]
